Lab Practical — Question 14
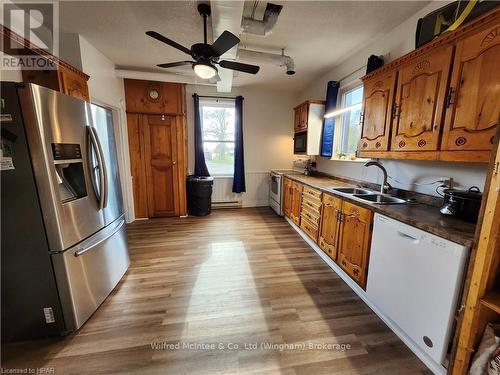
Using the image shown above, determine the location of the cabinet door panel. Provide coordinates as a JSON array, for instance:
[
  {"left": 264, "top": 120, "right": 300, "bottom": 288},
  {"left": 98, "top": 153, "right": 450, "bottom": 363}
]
[
  {"left": 359, "top": 70, "right": 397, "bottom": 152},
  {"left": 318, "top": 194, "right": 342, "bottom": 260},
  {"left": 58, "top": 66, "right": 90, "bottom": 101},
  {"left": 338, "top": 202, "right": 373, "bottom": 288},
  {"left": 441, "top": 22, "right": 500, "bottom": 151},
  {"left": 283, "top": 178, "right": 292, "bottom": 218},
  {"left": 144, "top": 115, "right": 179, "bottom": 217},
  {"left": 392, "top": 46, "right": 453, "bottom": 151},
  {"left": 291, "top": 182, "right": 303, "bottom": 225}
]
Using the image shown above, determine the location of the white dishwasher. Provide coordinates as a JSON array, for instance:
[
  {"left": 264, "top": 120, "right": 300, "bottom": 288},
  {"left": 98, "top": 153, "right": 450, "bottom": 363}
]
[{"left": 366, "top": 214, "right": 468, "bottom": 367}]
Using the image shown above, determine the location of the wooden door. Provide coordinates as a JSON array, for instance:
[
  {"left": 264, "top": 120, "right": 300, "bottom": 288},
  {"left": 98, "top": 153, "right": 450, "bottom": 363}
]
[
  {"left": 337, "top": 201, "right": 373, "bottom": 288},
  {"left": 359, "top": 70, "right": 397, "bottom": 152},
  {"left": 318, "top": 194, "right": 342, "bottom": 260},
  {"left": 391, "top": 46, "right": 453, "bottom": 152},
  {"left": 441, "top": 20, "right": 500, "bottom": 153},
  {"left": 291, "top": 181, "right": 303, "bottom": 225},
  {"left": 283, "top": 178, "right": 292, "bottom": 218},
  {"left": 143, "top": 115, "right": 180, "bottom": 217},
  {"left": 127, "top": 113, "right": 149, "bottom": 218},
  {"left": 58, "top": 65, "right": 90, "bottom": 101}
]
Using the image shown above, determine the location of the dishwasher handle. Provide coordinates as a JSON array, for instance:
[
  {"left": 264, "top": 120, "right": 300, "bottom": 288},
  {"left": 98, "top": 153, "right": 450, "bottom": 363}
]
[{"left": 397, "top": 230, "right": 420, "bottom": 243}]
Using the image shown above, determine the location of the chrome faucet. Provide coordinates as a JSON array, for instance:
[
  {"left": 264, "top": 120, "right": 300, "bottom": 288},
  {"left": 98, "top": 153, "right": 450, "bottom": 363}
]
[{"left": 364, "top": 161, "right": 392, "bottom": 194}]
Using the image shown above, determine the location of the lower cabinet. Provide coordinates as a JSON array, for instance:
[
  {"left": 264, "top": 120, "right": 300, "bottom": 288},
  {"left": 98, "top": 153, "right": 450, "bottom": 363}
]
[
  {"left": 318, "top": 193, "right": 342, "bottom": 260},
  {"left": 337, "top": 201, "right": 374, "bottom": 289},
  {"left": 300, "top": 186, "right": 322, "bottom": 242},
  {"left": 284, "top": 179, "right": 303, "bottom": 226}
]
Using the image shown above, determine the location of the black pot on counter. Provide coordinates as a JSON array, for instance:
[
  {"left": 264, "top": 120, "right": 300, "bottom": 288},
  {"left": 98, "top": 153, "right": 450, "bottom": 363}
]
[{"left": 440, "top": 186, "right": 482, "bottom": 223}]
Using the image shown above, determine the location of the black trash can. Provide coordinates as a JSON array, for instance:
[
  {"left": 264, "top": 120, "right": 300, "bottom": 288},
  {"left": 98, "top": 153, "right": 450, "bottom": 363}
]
[{"left": 187, "top": 175, "right": 214, "bottom": 216}]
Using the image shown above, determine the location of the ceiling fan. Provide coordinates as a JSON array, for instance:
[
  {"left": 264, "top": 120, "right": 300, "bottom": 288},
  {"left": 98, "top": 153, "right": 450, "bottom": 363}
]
[{"left": 146, "top": 3, "right": 260, "bottom": 81}]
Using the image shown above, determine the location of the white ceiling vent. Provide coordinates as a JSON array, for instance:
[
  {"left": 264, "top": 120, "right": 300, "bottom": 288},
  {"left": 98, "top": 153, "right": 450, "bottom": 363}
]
[{"left": 241, "top": 2, "right": 283, "bottom": 37}]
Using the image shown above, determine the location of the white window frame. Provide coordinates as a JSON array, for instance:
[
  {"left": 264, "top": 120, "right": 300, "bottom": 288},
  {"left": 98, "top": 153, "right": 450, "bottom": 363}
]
[
  {"left": 199, "top": 97, "right": 236, "bottom": 177},
  {"left": 331, "top": 83, "right": 366, "bottom": 161}
]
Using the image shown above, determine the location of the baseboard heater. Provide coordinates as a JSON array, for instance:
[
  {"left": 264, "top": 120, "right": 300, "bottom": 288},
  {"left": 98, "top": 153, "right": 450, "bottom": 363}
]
[{"left": 211, "top": 201, "right": 242, "bottom": 209}]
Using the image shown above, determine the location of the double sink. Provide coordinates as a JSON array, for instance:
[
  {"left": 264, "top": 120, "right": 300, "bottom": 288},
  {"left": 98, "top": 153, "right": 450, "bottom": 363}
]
[{"left": 331, "top": 187, "right": 407, "bottom": 205}]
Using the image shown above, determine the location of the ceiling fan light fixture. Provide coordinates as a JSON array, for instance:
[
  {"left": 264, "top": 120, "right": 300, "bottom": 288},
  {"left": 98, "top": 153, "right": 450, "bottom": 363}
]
[{"left": 193, "top": 62, "right": 218, "bottom": 79}]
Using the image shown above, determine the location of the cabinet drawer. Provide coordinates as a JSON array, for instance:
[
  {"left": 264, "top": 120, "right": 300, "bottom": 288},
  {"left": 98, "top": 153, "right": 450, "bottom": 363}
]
[
  {"left": 303, "top": 186, "right": 322, "bottom": 200},
  {"left": 300, "top": 218, "right": 318, "bottom": 242},
  {"left": 342, "top": 201, "right": 372, "bottom": 222},
  {"left": 301, "top": 208, "right": 320, "bottom": 227},
  {"left": 302, "top": 196, "right": 322, "bottom": 211}
]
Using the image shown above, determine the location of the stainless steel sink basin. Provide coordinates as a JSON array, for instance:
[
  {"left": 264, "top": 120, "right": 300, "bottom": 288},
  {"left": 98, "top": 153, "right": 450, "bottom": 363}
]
[
  {"left": 352, "top": 194, "right": 407, "bottom": 205},
  {"left": 333, "top": 187, "right": 373, "bottom": 195}
]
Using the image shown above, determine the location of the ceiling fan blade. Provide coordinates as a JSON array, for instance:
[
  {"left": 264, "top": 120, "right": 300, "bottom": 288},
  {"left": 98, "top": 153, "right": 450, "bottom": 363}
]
[
  {"left": 208, "top": 74, "right": 221, "bottom": 84},
  {"left": 219, "top": 60, "right": 260, "bottom": 74},
  {"left": 211, "top": 31, "right": 240, "bottom": 56},
  {"left": 146, "top": 31, "right": 192, "bottom": 55},
  {"left": 157, "top": 61, "right": 194, "bottom": 68}
]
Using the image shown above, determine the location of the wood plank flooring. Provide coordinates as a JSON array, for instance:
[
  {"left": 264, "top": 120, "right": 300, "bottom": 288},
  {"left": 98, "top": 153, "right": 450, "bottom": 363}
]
[{"left": 1, "top": 208, "right": 431, "bottom": 374}]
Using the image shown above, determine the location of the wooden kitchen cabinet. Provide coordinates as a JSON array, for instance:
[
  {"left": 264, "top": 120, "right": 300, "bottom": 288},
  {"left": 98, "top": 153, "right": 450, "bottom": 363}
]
[
  {"left": 337, "top": 201, "right": 374, "bottom": 289},
  {"left": 300, "top": 186, "right": 322, "bottom": 242},
  {"left": 391, "top": 45, "right": 454, "bottom": 152},
  {"left": 283, "top": 177, "right": 293, "bottom": 218},
  {"left": 57, "top": 65, "right": 90, "bottom": 101},
  {"left": 357, "top": 8, "right": 499, "bottom": 163},
  {"left": 290, "top": 181, "right": 303, "bottom": 226},
  {"left": 293, "top": 100, "right": 325, "bottom": 133},
  {"left": 359, "top": 69, "right": 397, "bottom": 152},
  {"left": 441, "top": 17, "right": 500, "bottom": 157},
  {"left": 318, "top": 193, "right": 342, "bottom": 260}
]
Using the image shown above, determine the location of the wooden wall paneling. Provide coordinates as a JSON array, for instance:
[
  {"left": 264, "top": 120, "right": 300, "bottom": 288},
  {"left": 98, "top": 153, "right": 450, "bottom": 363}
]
[
  {"left": 441, "top": 18, "right": 500, "bottom": 153},
  {"left": 143, "top": 115, "right": 179, "bottom": 217},
  {"left": 391, "top": 45, "right": 454, "bottom": 152},
  {"left": 126, "top": 113, "right": 148, "bottom": 218},
  {"left": 124, "top": 79, "right": 184, "bottom": 115}
]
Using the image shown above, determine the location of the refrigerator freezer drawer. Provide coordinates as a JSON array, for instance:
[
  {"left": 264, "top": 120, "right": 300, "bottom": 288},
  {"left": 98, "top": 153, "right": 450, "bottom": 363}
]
[{"left": 52, "top": 216, "right": 129, "bottom": 331}]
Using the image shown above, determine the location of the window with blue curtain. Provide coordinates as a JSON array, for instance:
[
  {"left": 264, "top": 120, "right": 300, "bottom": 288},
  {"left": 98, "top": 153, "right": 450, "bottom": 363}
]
[{"left": 320, "top": 81, "right": 340, "bottom": 157}]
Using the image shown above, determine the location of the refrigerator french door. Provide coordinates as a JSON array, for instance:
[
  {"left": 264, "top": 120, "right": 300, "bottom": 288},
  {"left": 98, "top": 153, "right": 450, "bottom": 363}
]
[{"left": 1, "top": 82, "right": 129, "bottom": 339}]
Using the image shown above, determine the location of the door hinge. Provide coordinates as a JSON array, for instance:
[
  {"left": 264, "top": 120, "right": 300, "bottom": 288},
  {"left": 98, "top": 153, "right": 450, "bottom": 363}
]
[
  {"left": 445, "top": 86, "right": 455, "bottom": 108},
  {"left": 391, "top": 103, "right": 399, "bottom": 119}
]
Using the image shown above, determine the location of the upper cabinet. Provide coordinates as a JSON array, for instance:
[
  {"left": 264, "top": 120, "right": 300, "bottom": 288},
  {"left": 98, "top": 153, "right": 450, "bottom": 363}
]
[
  {"left": 441, "top": 19, "right": 500, "bottom": 153},
  {"left": 359, "top": 70, "right": 397, "bottom": 152},
  {"left": 358, "top": 8, "right": 499, "bottom": 163},
  {"left": 124, "top": 79, "right": 185, "bottom": 115},
  {"left": 391, "top": 46, "right": 453, "bottom": 152},
  {"left": 293, "top": 100, "right": 325, "bottom": 155}
]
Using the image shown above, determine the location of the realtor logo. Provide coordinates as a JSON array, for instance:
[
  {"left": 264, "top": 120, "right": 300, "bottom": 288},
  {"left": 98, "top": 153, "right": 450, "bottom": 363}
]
[{"left": 1, "top": 1, "right": 59, "bottom": 70}]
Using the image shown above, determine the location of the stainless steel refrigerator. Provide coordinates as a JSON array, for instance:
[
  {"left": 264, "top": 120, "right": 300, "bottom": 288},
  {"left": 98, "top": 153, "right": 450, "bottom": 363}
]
[{"left": 1, "top": 82, "right": 129, "bottom": 341}]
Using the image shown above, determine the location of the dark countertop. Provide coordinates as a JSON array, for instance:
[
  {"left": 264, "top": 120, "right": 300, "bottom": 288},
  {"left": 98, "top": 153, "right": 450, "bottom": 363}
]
[{"left": 283, "top": 173, "right": 477, "bottom": 248}]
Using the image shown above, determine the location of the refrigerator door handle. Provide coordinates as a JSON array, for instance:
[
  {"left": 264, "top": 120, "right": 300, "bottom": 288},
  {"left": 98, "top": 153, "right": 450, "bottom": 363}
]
[
  {"left": 74, "top": 218, "right": 125, "bottom": 257},
  {"left": 87, "top": 126, "right": 107, "bottom": 209}
]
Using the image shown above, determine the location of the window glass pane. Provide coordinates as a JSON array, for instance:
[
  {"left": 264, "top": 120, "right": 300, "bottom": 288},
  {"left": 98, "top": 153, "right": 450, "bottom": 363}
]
[
  {"left": 201, "top": 103, "right": 236, "bottom": 175},
  {"left": 201, "top": 106, "right": 235, "bottom": 142},
  {"left": 339, "top": 86, "right": 363, "bottom": 156},
  {"left": 203, "top": 142, "right": 234, "bottom": 175}
]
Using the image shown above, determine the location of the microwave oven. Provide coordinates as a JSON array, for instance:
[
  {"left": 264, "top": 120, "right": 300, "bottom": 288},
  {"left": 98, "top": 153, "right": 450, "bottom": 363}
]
[{"left": 294, "top": 131, "right": 307, "bottom": 153}]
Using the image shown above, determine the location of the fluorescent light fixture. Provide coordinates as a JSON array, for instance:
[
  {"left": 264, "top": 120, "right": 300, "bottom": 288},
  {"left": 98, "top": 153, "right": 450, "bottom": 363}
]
[
  {"left": 324, "top": 103, "right": 362, "bottom": 118},
  {"left": 193, "top": 63, "right": 217, "bottom": 79}
]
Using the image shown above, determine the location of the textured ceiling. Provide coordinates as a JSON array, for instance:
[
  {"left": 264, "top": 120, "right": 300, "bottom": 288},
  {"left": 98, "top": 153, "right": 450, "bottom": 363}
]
[{"left": 59, "top": 1, "right": 430, "bottom": 92}]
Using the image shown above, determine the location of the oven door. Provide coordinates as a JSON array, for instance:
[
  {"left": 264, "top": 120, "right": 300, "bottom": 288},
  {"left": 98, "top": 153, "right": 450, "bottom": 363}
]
[
  {"left": 294, "top": 131, "right": 307, "bottom": 153},
  {"left": 270, "top": 173, "right": 281, "bottom": 203}
]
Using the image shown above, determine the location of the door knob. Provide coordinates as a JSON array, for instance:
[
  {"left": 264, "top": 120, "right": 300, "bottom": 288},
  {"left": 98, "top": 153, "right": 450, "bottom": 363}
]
[{"left": 172, "top": 161, "right": 177, "bottom": 165}]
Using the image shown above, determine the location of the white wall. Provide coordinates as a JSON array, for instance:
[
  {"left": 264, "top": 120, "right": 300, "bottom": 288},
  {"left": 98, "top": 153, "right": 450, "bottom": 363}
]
[
  {"left": 298, "top": 1, "right": 488, "bottom": 196},
  {"left": 78, "top": 36, "right": 134, "bottom": 222},
  {"left": 185, "top": 84, "right": 297, "bottom": 206}
]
